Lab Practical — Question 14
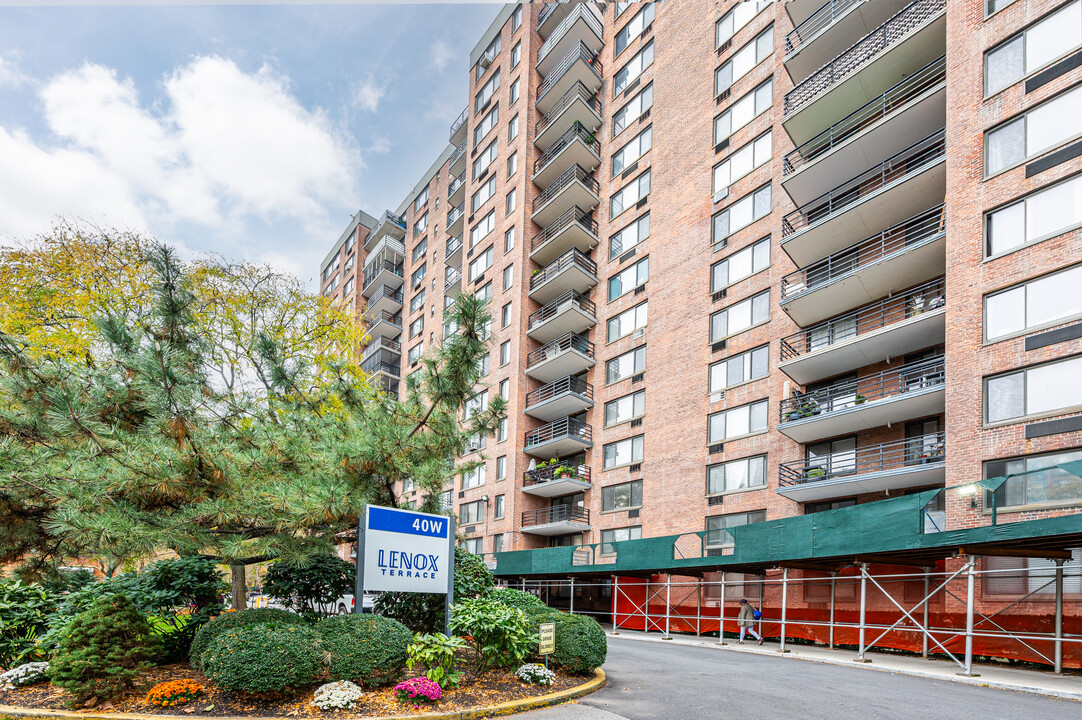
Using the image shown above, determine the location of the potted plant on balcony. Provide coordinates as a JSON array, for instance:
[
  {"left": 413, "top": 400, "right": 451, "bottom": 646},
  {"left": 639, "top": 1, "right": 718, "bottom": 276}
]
[
  {"left": 798, "top": 399, "right": 821, "bottom": 418},
  {"left": 553, "top": 464, "right": 571, "bottom": 479},
  {"left": 806, "top": 467, "right": 826, "bottom": 480},
  {"left": 854, "top": 394, "right": 867, "bottom": 405}
]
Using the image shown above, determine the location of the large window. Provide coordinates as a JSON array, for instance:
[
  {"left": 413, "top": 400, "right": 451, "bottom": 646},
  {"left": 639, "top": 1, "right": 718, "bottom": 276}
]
[
  {"left": 612, "top": 126, "right": 652, "bottom": 177},
  {"left": 716, "top": 0, "right": 770, "bottom": 48},
  {"left": 414, "top": 185, "right": 429, "bottom": 212},
  {"left": 411, "top": 263, "right": 427, "bottom": 290},
  {"left": 603, "top": 435, "right": 644, "bottom": 469},
  {"left": 713, "top": 130, "right": 772, "bottom": 199},
  {"left": 408, "top": 343, "right": 423, "bottom": 365},
  {"left": 605, "top": 389, "right": 645, "bottom": 427},
  {"left": 609, "top": 257, "right": 649, "bottom": 300},
  {"left": 707, "top": 455, "right": 766, "bottom": 495},
  {"left": 606, "top": 346, "right": 646, "bottom": 384},
  {"left": 410, "top": 289, "right": 425, "bottom": 314},
  {"left": 708, "top": 399, "right": 768, "bottom": 443},
  {"left": 712, "top": 184, "right": 771, "bottom": 245},
  {"left": 615, "top": 3, "right": 654, "bottom": 56},
  {"left": 705, "top": 510, "right": 765, "bottom": 547},
  {"left": 470, "top": 210, "right": 496, "bottom": 248},
  {"left": 409, "top": 315, "right": 424, "bottom": 339},
  {"left": 985, "top": 448, "right": 1082, "bottom": 511},
  {"left": 614, "top": 40, "right": 654, "bottom": 97},
  {"left": 473, "top": 139, "right": 498, "bottom": 178},
  {"left": 985, "top": 173, "right": 1082, "bottom": 257},
  {"left": 461, "top": 537, "right": 482, "bottom": 554},
  {"left": 459, "top": 500, "right": 484, "bottom": 526},
  {"left": 462, "top": 464, "right": 486, "bottom": 490},
  {"left": 413, "top": 212, "right": 428, "bottom": 237},
  {"left": 985, "top": 84, "right": 1082, "bottom": 176},
  {"left": 715, "top": 77, "right": 772, "bottom": 145},
  {"left": 985, "top": 264, "right": 1082, "bottom": 341},
  {"left": 600, "top": 526, "right": 642, "bottom": 555},
  {"left": 411, "top": 237, "right": 427, "bottom": 263},
  {"left": 609, "top": 214, "right": 650, "bottom": 261},
  {"left": 607, "top": 301, "right": 648, "bottom": 342},
  {"left": 464, "top": 390, "right": 488, "bottom": 420},
  {"left": 472, "top": 176, "right": 497, "bottom": 212},
  {"left": 468, "top": 246, "right": 495, "bottom": 281},
  {"left": 984, "top": 1, "right": 1081, "bottom": 96},
  {"left": 610, "top": 170, "right": 651, "bottom": 220},
  {"left": 711, "top": 237, "right": 770, "bottom": 291},
  {"left": 602, "top": 480, "right": 643, "bottom": 512},
  {"left": 474, "top": 67, "right": 500, "bottom": 111},
  {"left": 613, "top": 83, "right": 653, "bottom": 138},
  {"left": 715, "top": 24, "right": 773, "bottom": 96},
  {"left": 474, "top": 104, "right": 499, "bottom": 146},
  {"left": 709, "top": 345, "right": 769, "bottom": 394},
  {"left": 710, "top": 290, "right": 769, "bottom": 342},
  {"left": 985, "top": 355, "right": 1082, "bottom": 423}
]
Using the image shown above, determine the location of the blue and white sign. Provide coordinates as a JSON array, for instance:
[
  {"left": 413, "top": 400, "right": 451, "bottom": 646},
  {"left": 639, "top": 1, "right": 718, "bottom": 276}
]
[{"left": 362, "top": 505, "right": 453, "bottom": 594}]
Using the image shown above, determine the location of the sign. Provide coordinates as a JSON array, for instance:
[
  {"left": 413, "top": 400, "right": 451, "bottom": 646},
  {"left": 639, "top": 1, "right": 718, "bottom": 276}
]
[
  {"left": 361, "top": 505, "right": 453, "bottom": 594},
  {"left": 538, "top": 622, "right": 556, "bottom": 656}
]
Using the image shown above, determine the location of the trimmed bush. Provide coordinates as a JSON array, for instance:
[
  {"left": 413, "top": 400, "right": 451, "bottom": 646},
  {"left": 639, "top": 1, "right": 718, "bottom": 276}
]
[
  {"left": 188, "top": 608, "right": 306, "bottom": 669},
  {"left": 201, "top": 624, "right": 322, "bottom": 694},
  {"left": 315, "top": 614, "right": 411, "bottom": 687},
  {"left": 488, "top": 587, "right": 545, "bottom": 612},
  {"left": 523, "top": 607, "right": 606, "bottom": 674}
]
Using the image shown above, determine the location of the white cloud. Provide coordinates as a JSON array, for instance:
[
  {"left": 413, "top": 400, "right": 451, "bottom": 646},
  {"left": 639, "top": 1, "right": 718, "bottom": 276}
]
[
  {"left": 352, "top": 77, "right": 385, "bottom": 113},
  {"left": 367, "top": 135, "right": 391, "bottom": 154},
  {"left": 0, "top": 51, "right": 25, "bottom": 87},
  {"left": 430, "top": 39, "right": 456, "bottom": 74}
]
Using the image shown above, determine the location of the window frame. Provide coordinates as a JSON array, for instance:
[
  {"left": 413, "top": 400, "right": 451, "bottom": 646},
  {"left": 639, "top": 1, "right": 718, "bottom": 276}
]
[
  {"left": 602, "top": 434, "right": 645, "bottom": 470},
  {"left": 983, "top": 172, "right": 1082, "bottom": 259},
  {"left": 983, "top": 83, "right": 1082, "bottom": 178},
  {"left": 983, "top": 262, "right": 1082, "bottom": 343},
  {"left": 604, "top": 388, "right": 646, "bottom": 428},
  {"left": 983, "top": 1, "right": 1082, "bottom": 97},
  {"left": 606, "top": 345, "right": 646, "bottom": 385},
  {"left": 706, "top": 454, "right": 768, "bottom": 497},
  {"left": 707, "top": 398, "right": 769, "bottom": 444},
  {"left": 607, "top": 300, "right": 648, "bottom": 343},
  {"left": 984, "top": 354, "right": 1082, "bottom": 425},
  {"left": 602, "top": 479, "right": 643, "bottom": 512}
]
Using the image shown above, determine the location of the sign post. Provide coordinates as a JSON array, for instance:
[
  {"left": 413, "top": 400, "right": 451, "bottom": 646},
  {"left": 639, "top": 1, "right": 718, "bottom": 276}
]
[{"left": 538, "top": 621, "right": 556, "bottom": 669}]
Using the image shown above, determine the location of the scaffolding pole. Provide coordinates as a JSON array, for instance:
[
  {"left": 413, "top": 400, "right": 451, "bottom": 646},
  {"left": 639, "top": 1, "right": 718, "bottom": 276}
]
[
  {"left": 611, "top": 576, "right": 620, "bottom": 634},
  {"left": 718, "top": 572, "right": 727, "bottom": 645},
  {"left": 1055, "top": 558, "right": 1065, "bottom": 675},
  {"left": 663, "top": 575, "right": 672, "bottom": 640},
  {"left": 922, "top": 569, "right": 931, "bottom": 659},
  {"left": 758, "top": 574, "right": 764, "bottom": 640},
  {"left": 857, "top": 563, "right": 869, "bottom": 662},
  {"left": 828, "top": 572, "right": 836, "bottom": 650},
  {"left": 779, "top": 567, "right": 790, "bottom": 653},
  {"left": 960, "top": 556, "right": 977, "bottom": 677}
]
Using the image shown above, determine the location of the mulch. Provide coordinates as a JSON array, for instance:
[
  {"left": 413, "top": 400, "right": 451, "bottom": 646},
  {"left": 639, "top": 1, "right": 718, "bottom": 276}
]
[{"left": 0, "top": 664, "right": 588, "bottom": 718}]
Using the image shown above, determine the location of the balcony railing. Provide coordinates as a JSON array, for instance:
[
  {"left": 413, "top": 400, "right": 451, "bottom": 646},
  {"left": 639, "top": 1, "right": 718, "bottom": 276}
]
[
  {"left": 530, "top": 247, "right": 597, "bottom": 293},
  {"left": 530, "top": 206, "right": 598, "bottom": 252},
  {"left": 448, "top": 106, "right": 468, "bottom": 140},
  {"left": 780, "top": 277, "right": 945, "bottom": 361},
  {"left": 449, "top": 141, "right": 466, "bottom": 168},
  {"left": 366, "top": 284, "right": 404, "bottom": 307},
  {"left": 532, "top": 165, "right": 601, "bottom": 213},
  {"left": 781, "top": 129, "right": 945, "bottom": 238},
  {"left": 362, "top": 359, "right": 401, "bottom": 378},
  {"left": 445, "top": 235, "right": 463, "bottom": 260},
  {"left": 537, "top": 3, "right": 604, "bottom": 67},
  {"left": 535, "top": 81, "right": 603, "bottom": 137},
  {"left": 526, "top": 331, "right": 595, "bottom": 369},
  {"left": 784, "top": 0, "right": 946, "bottom": 116},
  {"left": 368, "top": 309, "right": 403, "bottom": 329},
  {"left": 526, "top": 373, "right": 594, "bottom": 408},
  {"left": 778, "top": 433, "right": 945, "bottom": 487},
  {"left": 524, "top": 462, "right": 592, "bottom": 488},
  {"left": 522, "top": 504, "right": 590, "bottom": 527},
  {"left": 785, "top": 0, "right": 867, "bottom": 56},
  {"left": 779, "top": 355, "right": 944, "bottom": 423},
  {"left": 533, "top": 121, "right": 601, "bottom": 176},
  {"left": 528, "top": 289, "right": 596, "bottom": 330},
  {"left": 537, "top": 41, "right": 603, "bottom": 106},
  {"left": 376, "top": 210, "right": 407, "bottom": 231},
  {"left": 362, "top": 336, "right": 402, "bottom": 358},
  {"left": 363, "top": 260, "right": 404, "bottom": 287},
  {"left": 364, "top": 237, "right": 406, "bottom": 266},
  {"left": 444, "top": 266, "right": 462, "bottom": 291},
  {"left": 781, "top": 204, "right": 945, "bottom": 301},
  {"left": 446, "top": 204, "right": 464, "bottom": 230},
  {"left": 525, "top": 416, "right": 593, "bottom": 449},
  {"left": 447, "top": 172, "right": 465, "bottom": 198},
  {"left": 538, "top": 0, "right": 563, "bottom": 27}
]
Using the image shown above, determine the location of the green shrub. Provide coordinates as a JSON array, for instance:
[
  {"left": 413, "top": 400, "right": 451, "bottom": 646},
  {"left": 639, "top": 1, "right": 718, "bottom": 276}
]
[
  {"left": 488, "top": 586, "right": 545, "bottom": 612},
  {"left": 375, "top": 547, "right": 493, "bottom": 634},
  {"left": 48, "top": 595, "right": 161, "bottom": 702},
  {"left": 523, "top": 607, "right": 606, "bottom": 674},
  {"left": 264, "top": 554, "right": 353, "bottom": 621},
  {"left": 406, "top": 633, "right": 466, "bottom": 689},
  {"left": 449, "top": 598, "right": 534, "bottom": 674},
  {"left": 201, "top": 624, "right": 323, "bottom": 694},
  {"left": 0, "top": 580, "right": 57, "bottom": 666},
  {"left": 189, "top": 608, "right": 306, "bottom": 669},
  {"left": 315, "top": 614, "right": 411, "bottom": 687}
]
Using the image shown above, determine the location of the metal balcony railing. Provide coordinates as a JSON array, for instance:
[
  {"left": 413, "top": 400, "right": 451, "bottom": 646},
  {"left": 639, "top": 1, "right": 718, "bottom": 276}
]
[
  {"left": 781, "top": 129, "right": 945, "bottom": 238},
  {"left": 783, "top": 0, "right": 946, "bottom": 116},
  {"left": 535, "top": 81, "right": 603, "bottom": 137},
  {"left": 533, "top": 121, "right": 601, "bottom": 176},
  {"left": 522, "top": 504, "right": 590, "bottom": 527},
  {"left": 785, "top": 0, "right": 867, "bottom": 56},
  {"left": 361, "top": 336, "right": 402, "bottom": 359},
  {"left": 364, "top": 237, "right": 406, "bottom": 267},
  {"left": 525, "top": 416, "right": 593, "bottom": 449},
  {"left": 524, "top": 462, "right": 591, "bottom": 487},
  {"left": 780, "top": 277, "right": 945, "bottom": 361},
  {"left": 526, "top": 331, "right": 595, "bottom": 369},
  {"left": 780, "top": 204, "right": 945, "bottom": 301},
  {"left": 365, "top": 284, "right": 404, "bottom": 307},
  {"left": 448, "top": 106, "right": 468, "bottom": 140},
  {"left": 530, "top": 206, "right": 598, "bottom": 253},
  {"left": 368, "top": 309, "right": 403, "bottom": 329},
  {"left": 376, "top": 210, "right": 407, "bottom": 231},
  {"left": 363, "top": 260, "right": 404, "bottom": 287},
  {"left": 537, "top": 3, "right": 604, "bottom": 68},
  {"left": 537, "top": 41, "right": 603, "bottom": 106},
  {"left": 530, "top": 247, "right": 597, "bottom": 292},
  {"left": 526, "top": 373, "right": 594, "bottom": 408},
  {"left": 783, "top": 55, "right": 946, "bottom": 176},
  {"left": 445, "top": 235, "right": 463, "bottom": 260},
  {"left": 449, "top": 141, "right": 467, "bottom": 168},
  {"left": 447, "top": 172, "right": 465, "bottom": 198},
  {"left": 538, "top": 0, "right": 563, "bottom": 27},
  {"left": 778, "top": 432, "right": 945, "bottom": 487},
  {"left": 444, "top": 266, "right": 462, "bottom": 291},
  {"left": 362, "top": 359, "right": 401, "bottom": 378},
  {"left": 446, "top": 204, "right": 464, "bottom": 230},
  {"left": 528, "top": 289, "right": 596, "bottom": 330},
  {"left": 779, "top": 355, "right": 944, "bottom": 423},
  {"left": 532, "top": 165, "right": 601, "bottom": 213}
]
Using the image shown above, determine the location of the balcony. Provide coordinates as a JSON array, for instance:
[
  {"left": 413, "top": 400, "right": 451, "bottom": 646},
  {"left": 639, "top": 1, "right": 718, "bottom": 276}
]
[
  {"left": 528, "top": 247, "right": 597, "bottom": 305},
  {"left": 526, "top": 331, "right": 595, "bottom": 383},
  {"left": 448, "top": 172, "right": 465, "bottom": 205},
  {"left": 784, "top": 0, "right": 911, "bottom": 84},
  {"left": 539, "top": 0, "right": 581, "bottom": 39},
  {"left": 778, "top": 355, "right": 944, "bottom": 443},
  {"left": 361, "top": 348, "right": 401, "bottom": 379},
  {"left": 521, "top": 504, "right": 591, "bottom": 536},
  {"left": 366, "top": 310, "right": 403, "bottom": 341},
  {"left": 445, "top": 235, "right": 463, "bottom": 266},
  {"left": 449, "top": 141, "right": 467, "bottom": 175},
  {"left": 780, "top": 204, "right": 945, "bottom": 326},
  {"left": 529, "top": 205, "right": 599, "bottom": 267},
  {"left": 780, "top": 129, "right": 945, "bottom": 267},
  {"left": 527, "top": 289, "right": 596, "bottom": 344},
  {"left": 449, "top": 105, "right": 468, "bottom": 145},
  {"left": 536, "top": 41, "right": 603, "bottom": 115},
  {"left": 446, "top": 204, "right": 464, "bottom": 235},
  {"left": 523, "top": 462, "right": 593, "bottom": 498},
  {"left": 525, "top": 374, "right": 594, "bottom": 422},
  {"left": 535, "top": 81, "right": 603, "bottom": 152},
  {"left": 781, "top": 54, "right": 946, "bottom": 207},
  {"left": 531, "top": 164, "right": 600, "bottom": 228},
  {"left": 778, "top": 433, "right": 945, "bottom": 503},
  {"left": 361, "top": 335, "right": 402, "bottom": 363},
  {"left": 782, "top": 0, "right": 946, "bottom": 146},
  {"left": 524, "top": 416, "right": 593, "bottom": 459},
  {"left": 533, "top": 121, "right": 601, "bottom": 188},
  {"left": 365, "top": 284, "right": 404, "bottom": 318},
  {"left": 365, "top": 211, "right": 406, "bottom": 251},
  {"left": 779, "top": 277, "right": 945, "bottom": 385},
  {"left": 537, "top": 3, "right": 604, "bottom": 77},
  {"left": 364, "top": 236, "right": 406, "bottom": 267},
  {"left": 444, "top": 266, "right": 462, "bottom": 296},
  {"left": 361, "top": 260, "right": 404, "bottom": 298}
]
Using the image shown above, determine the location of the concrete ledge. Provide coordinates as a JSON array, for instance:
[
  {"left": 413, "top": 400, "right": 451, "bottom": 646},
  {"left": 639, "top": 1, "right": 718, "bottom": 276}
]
[{"left": 0, "top": 669, "right": 606, "bottom": 720}]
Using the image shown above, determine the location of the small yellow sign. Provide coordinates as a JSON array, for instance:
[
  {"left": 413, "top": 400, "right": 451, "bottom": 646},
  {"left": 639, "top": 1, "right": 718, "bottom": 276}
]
[{"left": 538, "top": 622, "right": 556, "bottom": 655}]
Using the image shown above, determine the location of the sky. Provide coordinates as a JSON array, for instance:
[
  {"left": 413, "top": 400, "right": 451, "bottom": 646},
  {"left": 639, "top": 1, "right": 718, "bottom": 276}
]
[{"left": 0, "top": 1, "right": 501, "bottom": 283}]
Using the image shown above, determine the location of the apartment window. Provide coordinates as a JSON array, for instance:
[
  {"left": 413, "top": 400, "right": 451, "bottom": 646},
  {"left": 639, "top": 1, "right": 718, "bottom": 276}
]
[
  {"left": 613, "top": 83, "right": 653, "bottom": 138},
  {"left": 984, "top": 1, "right": 1081, "bottom": 96},
  {"left": 401, "top": 476, "right": 415, "bottom": 493},
  {"left": 985, "top": 448, "right": 1082, "bottom": 510},
  {"left": 409, "top": 315, "right": 424, "bottom": 339},
  {"left": 986, "top": 0, "right": 1018, "bottom": 15},
  {"left": 705, "top": 510, "right": 765, "bottom": 547},
  {"left": 411, "top": 263, "right": 427, "bottom": 289},
  {"left": 460, "top": 499, "right": 484, "bottom": 526},
  {"left": 325, "top": 274, "right": 339, "bottom": 292},
  {"left": 503, "top": 264, "right": 514, "bottom": 290},
  {"left": 511, "top": 4, "right": 522, "bottom": 30},
  {"left": 985, "top": 173, "right": 1082, "bottom": 257},
  {"left": 603, "top": 435, "right": 644, "bottom": 469},
  {"left": 461, "top": 537, "right": 482, "bottom": 554},
  {"left": 707, "top": 455, "right": 766, "bottom": 496},
  {"left": 473, "top": 139, "right": 498, "bottom": 179},
  {"left": 608, "top": 256, "right": 649, "bottom": 300},
  {"left": 985, "top": 263, "right": 1082, "bottom": 341},
  {"left": 414, "top": 213, "right": 429, "bottom": 237},
  {"left": 408, "top": 343, "right": 423, "bottom": 365},
  {"left": 612, "top": 126, "right": 652, "bottom": 177},
  {"left": 470, "top": 210, "right": 496, "bottom": 248},
  {"left": 507, "top": 151, "right": 518, "bottom": 177},
  {"left": 412, "top": 237, "right": 428, "bottom": 263},
  {"left": 983, "top": 551, "right": 1082, "bottom": 596},
  {"left": 610, "top": 169, "right": 651, "bottom": 220},
  {"left": 609, "top": 212, "right": 650, "bottom": 258},
  {"left": 476, "top": 352, "right": 490, "bottom": 377},
  {"left": 716, "top": 24, "right": 773, "bottom": 96},
  {"left": 322, "top": 254, "right": 340, "bottom": 281},
  {"left": 708, "top": 399, "right": 768, "bottom": 443},
  {"left": 607, "top": 301, "right": 647, "bottom": 342},
  {"left": 601, "top": 526, "right": 642, "bottom": 555},
  {"left": 496, "top": 457, "right": 507, "bottom": 482},
  {"left": 469, "top": 246, "right": 494, "bottom": 281},
  {"left": 414, "top": 185, "right": 429, "bottom": 212},
  {"left": 711, "top": 236, "right": 770, "bottom": 291},
  {"left": 616, "top": 0, "right": 633, "bottom": 17},
  {"left": 606, "top": 346, "right": 646, "bottom": 384},
  {"left": 343, "top": 255, "right": 354, "bottom": 272},
  {"left": 474, "top": 104, "right": 499, "bottom": 147},
  {"left": 985, "top": 354, "right": 1082, "bottom": 423},
  {"left": 476, "top": 280, "right": 492, "bottom": 304},
  {"left": 497, "top": 417, "right": 507, "bottom": 442},
  {"left": 709, "top": 345, "right": 768, "bottom": 394},
  {"left": 344, "top": 231, "right": 356, "bottom": 254},
  {"left": 716, "top": 0, "right": 769, "bottom": 48},
  {"left": 500, "top": 340, "right": 511, "bottom": 366},
  {"left": 475, "top": 39, "right": 501, "bottom": 81},
  {"left": 710, "top": 290, "right": 769, "bottom": 342},
  {"left": 462, "top": 464, "right": 486, "bottom": 490},
  {"left": 504, "top": 226, "right": 516, "bottom": 253},
  {"left": 602, "top": 480, "right": 643, "bottom": 512},
  {"left": 506, "top": 188, "right": 517, "bottom": 215},
  {"left": 509, "top": 78, "right": 520, "bottom": 104},
  {"left": 343, "top": 277, "right": 354, "bottom": 296},
  {"left": 501, "top": 302, "right": 512, "bottom": 328},
  {"left": 410, "top": 289, "right": 426, "bottom": 314},
  {"left": 985, "top": 85, "right": 1082, "bottom": 176},
  {"left": 494, "top": 493, "right": 505, "bottom": 518},
  {"left": 499, "top": 378, "right": 509, "bottom": 401},
  {"left": 508, "top": 114, "right": 519, "bottom": 143},
  {"left": 511, "top": 41, "right": 522, "bottom": 68},
  {"left": 464, "top": 390, "right": 488, "bottom": 420},
  {"left": 493, "top": 533, "right": 505, "bottom": 553},
  {"left": 715, "top": 77, "right": 772, "bottom": 145},
  {"left": 615, "top": 3, "right": 654, "bottom": 56},
  {"left": 713, "top": 130, "right": 772, "bottom": 198},
  {"left": 605, "top": 389, "right": 645, "bottom": 427},
  {"left": 614, "top": 40, "right": 654, "bottom": 97},
  {"left": 712, "top": 184, "right": 771, "bottom": 245},
  {"left": 472, "top": 176, "right": 497, "bottom": 213}
]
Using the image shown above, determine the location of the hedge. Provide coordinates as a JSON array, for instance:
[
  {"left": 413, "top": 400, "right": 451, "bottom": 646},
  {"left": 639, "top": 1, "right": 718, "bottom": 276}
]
[
  {"left": 523, "top": 607, "right": 607, "bottom": 674},
  {"left": 188, "top": 608, "right": 306, "bottom": 669},
  {"left": 315, "top": 614, "right": 411, "bottom": 687},
  {"left": 201, "top": 624, "right": 322, "bottom": 694}
]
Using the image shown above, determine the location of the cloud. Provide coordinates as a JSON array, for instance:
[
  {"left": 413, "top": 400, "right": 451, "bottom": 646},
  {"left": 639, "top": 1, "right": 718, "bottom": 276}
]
[
  {"left": 367, "top": 135, "right": 391, "bottom": 154},
  {"left": 352, "top": 77, "right": 385, "bottom": 113},
  {"left": 0, "top": 51, "right": 26, "bottom": 87},
  {"left": 430, "top": 39, "right": 456, "bottom": 74}
]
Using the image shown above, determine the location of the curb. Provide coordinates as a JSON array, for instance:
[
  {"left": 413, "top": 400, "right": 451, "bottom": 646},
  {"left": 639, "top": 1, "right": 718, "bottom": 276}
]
[{"left": 0, "top": 669, "right": 606, "bottom": 720}]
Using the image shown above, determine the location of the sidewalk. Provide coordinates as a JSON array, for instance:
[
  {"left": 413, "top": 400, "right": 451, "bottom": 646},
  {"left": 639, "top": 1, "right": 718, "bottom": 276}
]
[{"left": 605, "top": 627, "right": 1082, "bottom": 701}]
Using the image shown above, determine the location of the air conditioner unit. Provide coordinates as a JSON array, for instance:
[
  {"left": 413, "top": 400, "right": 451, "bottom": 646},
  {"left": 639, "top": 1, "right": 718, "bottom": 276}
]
[
  {"left": 632, "top": 328, "right": 645, "bottom": 339},
  {"left": 480, "top": 51, "right": 494, "bottom": 68},
  {"left": 709, "top": 390, "right": 725, "bottom": 404},
  {"left": 713, "top": 187, "right": 729, "bottom": 204}
]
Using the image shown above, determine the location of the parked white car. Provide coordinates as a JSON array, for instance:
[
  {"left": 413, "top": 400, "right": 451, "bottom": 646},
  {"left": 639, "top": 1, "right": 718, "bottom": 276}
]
[{"left": 316, "top": 592, "right": 378, "bottom": 615}]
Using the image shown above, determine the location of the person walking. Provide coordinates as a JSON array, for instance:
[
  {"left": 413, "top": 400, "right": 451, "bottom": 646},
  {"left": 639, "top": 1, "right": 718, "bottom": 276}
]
[{"left": 736, "top": 598, "right": 763, "bottom": 645}]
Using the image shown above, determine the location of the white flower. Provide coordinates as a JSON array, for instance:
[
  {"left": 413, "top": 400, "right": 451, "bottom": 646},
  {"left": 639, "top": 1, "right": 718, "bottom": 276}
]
[
  {"left": 514, "top": 663, "right": 556, "bottom": 686},
  {"left": 311, "top": 680, "right": 364, "bottom": 710},
  {"left": 0, "top": 662, "right": 49, "bottom": 690}
]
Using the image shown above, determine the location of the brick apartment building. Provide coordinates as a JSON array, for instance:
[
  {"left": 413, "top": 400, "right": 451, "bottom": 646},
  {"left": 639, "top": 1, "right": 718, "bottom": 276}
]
[{"left": 320, "top": 0, "right": 1082, "bottom": 663}]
